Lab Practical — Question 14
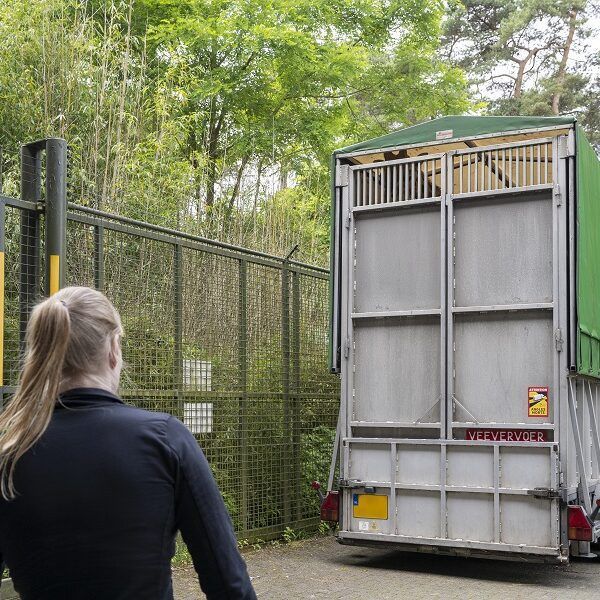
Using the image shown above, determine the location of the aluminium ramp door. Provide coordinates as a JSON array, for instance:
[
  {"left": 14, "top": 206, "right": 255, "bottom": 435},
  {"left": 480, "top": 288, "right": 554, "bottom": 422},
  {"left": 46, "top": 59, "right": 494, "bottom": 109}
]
[{"left": 338, "top": 138, "right": 565, "bottom": 559}]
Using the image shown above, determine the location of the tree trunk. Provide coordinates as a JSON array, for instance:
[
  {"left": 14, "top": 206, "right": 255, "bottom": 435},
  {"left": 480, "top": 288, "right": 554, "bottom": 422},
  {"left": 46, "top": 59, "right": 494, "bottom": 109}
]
[
  {"left": 551, "top": 8, "right": 578, "bottom": 115},
  {"left": 229, "top": 157, "right": 249, "bottom": 210}
]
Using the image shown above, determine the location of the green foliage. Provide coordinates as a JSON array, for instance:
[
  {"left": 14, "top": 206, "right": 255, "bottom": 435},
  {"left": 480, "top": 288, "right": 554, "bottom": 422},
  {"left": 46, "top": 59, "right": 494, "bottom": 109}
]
[
  {"left": 0, "top": 0, "right": 469, "bottom": 265},
  {"left": 443, "top": 0, "right": 599, "bottom": 143}
]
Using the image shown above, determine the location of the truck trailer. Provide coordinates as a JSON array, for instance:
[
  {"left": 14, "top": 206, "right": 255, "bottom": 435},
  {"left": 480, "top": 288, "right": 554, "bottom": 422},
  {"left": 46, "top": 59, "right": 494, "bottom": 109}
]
[{"left": 327, "top": 115, "right": 600, "bottom": 562}]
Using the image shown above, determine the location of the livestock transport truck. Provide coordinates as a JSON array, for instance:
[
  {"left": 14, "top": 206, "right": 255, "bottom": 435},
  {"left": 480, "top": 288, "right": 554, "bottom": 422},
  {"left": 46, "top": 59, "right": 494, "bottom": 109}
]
[{"left": 324, "top": 115, "right": 600, "bottom": 562}]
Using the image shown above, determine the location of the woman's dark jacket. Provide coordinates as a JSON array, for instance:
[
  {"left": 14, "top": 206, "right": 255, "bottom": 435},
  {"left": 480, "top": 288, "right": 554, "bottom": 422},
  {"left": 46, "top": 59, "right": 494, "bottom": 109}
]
[{"left": 0, "top": 388, "right": 256, "bottom": 600}]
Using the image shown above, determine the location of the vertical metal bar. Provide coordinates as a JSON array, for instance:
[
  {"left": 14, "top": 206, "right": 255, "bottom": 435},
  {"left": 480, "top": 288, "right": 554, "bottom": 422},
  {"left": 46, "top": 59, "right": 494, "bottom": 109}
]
[
  {"left": 417, "top": 161, "right": 422, "bottom": 199},
  {"left": 94, "top": 224, "right": 105, "bottom": 291},
  {"left": 467, "top": 153, "right": 472, "bottom": 193},
  {"left": 508, "top": 148, "right": 513, "bottom": 188},
  {"left": 446, "top": 154, "right": 455, "bottom": 440},
  {"left": 45, "top": 139, "right": 67, "bottom": 296},
  {"left": 493, "top": 445, "right": 500, "bottom": 542},
  {"left": 494, "top": 149, "right": 499, "bottom": 190},
  {"left": 411, "top": 163, "right": 415, "bottom": 200},
  {"left": 341, "top": 174, "right": 354, "bottom": 494},
  {"left": 515, "top": 145, "right": 520, "bottom": 187},
  {"left": 281, "top": 262, "right": 291, "bottom": 527},
  {"left": 529, "top": 145, "right": 534, "bottom": 186},
  {"left": 386, "top": 165, "right": 391, "bottom": 204},
  {"left": 487, "top": 151, "right": 492, "bottom": 191},
  {"left": 502, "top": 149, "right": 506, "bottom": 188},
  {"left": 459, "top": 155, "right": 463, "bottom": 194},
  {"left": 392, "top": 164, "right": 397, "bottom": 203},
  {"left": 557, "top": 136, "right": 571, "bottom": 550},
  {"left": 440, "top": 443, "right": 447, "bottom": 538},
  {"left": 567, "top": 145, "right": 577, "bottom": 367},
  {"left": 291, "top": 270, "right": 301, "bottom": 525},
  {"left": 238, "top": 259, "right": 249, "bottom": 536},
  {"left": 19, "top": 145, "right": 41, "bottom": 344},
  {"left": 368, "top": 170, "right": 372, "bottom": 206},
  {"left": 424, "top": 161, "right": 429, "bottom": 198},
  {"left": 440, "top": 154, "right": 448, "bottom": 443},
  {"left": 327, "top": 411, "right": 341, "bottom": 492},
  {"left": 173, "top": 244, "right": 183, "bottom": 420},
  {"left": 544, "top": 143, "right": 549, "bottom": 184},
  {"left": 0, "top": 198, "right": 4, "bottom": 404},
  {"left": 390, "top": 443, "right": 397, "bottom": 535},
  {"left": 374, "top": 168, "right": 379, "bottom": 205},
  {"left": 536, "top": 144, "right": 541, "bottom": 185},
  {"left": 404, "top": 163, "right": 409, "bottom": 201}
]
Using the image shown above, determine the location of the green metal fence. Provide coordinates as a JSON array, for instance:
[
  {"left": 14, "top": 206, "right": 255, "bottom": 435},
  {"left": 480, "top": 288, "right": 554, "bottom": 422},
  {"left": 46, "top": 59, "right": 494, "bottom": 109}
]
[{"left": 0, "top": 139, "right": 339, "bottom": 542}]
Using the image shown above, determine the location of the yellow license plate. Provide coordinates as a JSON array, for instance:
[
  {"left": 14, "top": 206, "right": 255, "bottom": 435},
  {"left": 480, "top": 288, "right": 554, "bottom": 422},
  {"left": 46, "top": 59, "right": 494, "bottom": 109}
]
[{"left": 352, "top": 493, "right": 388, "bottom": 520}]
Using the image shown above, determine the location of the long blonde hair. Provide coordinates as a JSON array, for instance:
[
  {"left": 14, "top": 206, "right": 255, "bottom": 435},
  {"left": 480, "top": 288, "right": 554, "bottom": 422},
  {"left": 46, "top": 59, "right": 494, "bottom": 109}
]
[{"left": 0, "top": 286, "right": 122, "bottom": 500}]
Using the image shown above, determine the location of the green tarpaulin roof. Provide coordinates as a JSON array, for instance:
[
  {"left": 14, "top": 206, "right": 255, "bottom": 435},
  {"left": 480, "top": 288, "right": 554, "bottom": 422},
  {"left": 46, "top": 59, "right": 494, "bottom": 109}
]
[{"left": 336, "top": 115, "right": 576, "bottom": 155}]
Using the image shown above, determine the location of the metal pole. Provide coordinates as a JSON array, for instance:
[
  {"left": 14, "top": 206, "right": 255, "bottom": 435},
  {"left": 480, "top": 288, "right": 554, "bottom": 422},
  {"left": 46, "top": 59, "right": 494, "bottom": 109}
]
[
  {"left": 0, "top": 138, "right": 4, "bottom": 404},
  {"left": 45, "top": 139, "right": 67, "bottom": 295},
  {"left": 281, "top": 264, "right": 291, "bottom": 528},
  {"left": 174, "top": 244, "right": 183, "bottom": 419},
  {"left": 94, "top": 224, "right": 105, "bottom": 291},
  {"left": 291, "top": 271, "right": 301, "bottom": 525},
  {"left": 238, "top": 259, "right": 248, "bottom": 536},
  {"left": 0, "top": 196, "right": 5, "bottom": 406},
  {"left": 20, "top": 144, "right": 41, "bottom": 343}
]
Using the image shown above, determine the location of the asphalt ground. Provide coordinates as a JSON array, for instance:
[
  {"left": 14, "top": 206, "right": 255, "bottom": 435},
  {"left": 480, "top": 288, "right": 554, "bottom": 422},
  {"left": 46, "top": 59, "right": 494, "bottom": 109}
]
[{"left": 173, "top": 535, "right": 600, "bottom": 600}]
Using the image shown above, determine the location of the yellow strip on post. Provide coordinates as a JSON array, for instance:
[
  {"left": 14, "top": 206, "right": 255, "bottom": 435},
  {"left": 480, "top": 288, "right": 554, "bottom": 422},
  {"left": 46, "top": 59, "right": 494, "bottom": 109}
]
[
  {"left": 352, "top": 494, "right": 388, "bottom": 520},
  {"left": 0, "top": 251, "right": 4, "bottom": 387},
  {"left": 49, "top": 254, "right": 60, "bottom": 296}
]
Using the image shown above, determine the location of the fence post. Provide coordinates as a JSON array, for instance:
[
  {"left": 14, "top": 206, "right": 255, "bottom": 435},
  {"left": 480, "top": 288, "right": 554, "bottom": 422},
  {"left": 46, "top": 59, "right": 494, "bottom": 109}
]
[
  {"left": 0, "top": 149, "right": 4, "bottom": 405},
  {"left": 19, "top": 144, "right": 42, "bottom": 342},
  {"left": 174, "top": 244, "right": 183, "bottom": 418},
  {"left": 44, "top": 138, "right": 67, "bottom": 296},
  {"left": 291, "top": 271, "right": 301, "bottom": 525},
  {"left": 281, "top": 262, "right": 291, "bottom": 529},
  {"left": 238, "top": 259, "right": 248, "bottom": 537},
  {"left": 94, "top": 224, "right": 105, "bottom": 291}
]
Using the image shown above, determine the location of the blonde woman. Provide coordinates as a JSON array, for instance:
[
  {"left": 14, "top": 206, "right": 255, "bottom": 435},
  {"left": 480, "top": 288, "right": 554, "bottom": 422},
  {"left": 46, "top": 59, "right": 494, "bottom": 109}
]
[{"left": 0, "top": 287, "right": 256, "bottom": 600}]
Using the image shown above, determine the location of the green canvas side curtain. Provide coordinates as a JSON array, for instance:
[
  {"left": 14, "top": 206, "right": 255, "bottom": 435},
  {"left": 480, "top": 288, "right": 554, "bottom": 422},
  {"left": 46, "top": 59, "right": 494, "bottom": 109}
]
[{"left": 576, "top": 126, "right": 600, "bottom": 379}]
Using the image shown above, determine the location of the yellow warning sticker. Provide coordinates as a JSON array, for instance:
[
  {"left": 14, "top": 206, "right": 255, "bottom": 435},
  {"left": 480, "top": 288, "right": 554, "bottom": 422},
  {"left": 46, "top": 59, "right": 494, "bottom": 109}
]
[{"left": 528, "top": 386, "right": 549, "bottom": 418}]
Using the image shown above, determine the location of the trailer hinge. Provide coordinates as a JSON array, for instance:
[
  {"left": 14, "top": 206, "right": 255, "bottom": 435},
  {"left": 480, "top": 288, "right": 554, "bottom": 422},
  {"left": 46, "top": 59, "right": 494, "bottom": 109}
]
[
  {"left": 345, "top": 210, "right": 351, "bottom": 229},
  {"left": 336, "top": 165, "right": 349, "bottom": 187},
  {"left": 343, "top": 339, "right": 350, "bottom": 359},
  {"left": 558, "top": 135, "right": 575, "bottom": 159},
  {"left": 554, "top": 184, "right": 562, "bottom": 206},
  {"left": 555, "top": 328, "right": 564, "bottom": 352},
  {"left": 527, "top": 487, "right": 566, "bottom": 501}
]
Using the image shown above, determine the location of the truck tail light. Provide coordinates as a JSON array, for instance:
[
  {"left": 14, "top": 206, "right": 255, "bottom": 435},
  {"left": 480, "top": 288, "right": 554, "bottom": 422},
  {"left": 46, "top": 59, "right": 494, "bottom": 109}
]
[
  {"left": 568, "top": 505, "right": 593, "bottom": 541},
  {"left": 320, "top": 490, "right": 339, "bottom": 523}
]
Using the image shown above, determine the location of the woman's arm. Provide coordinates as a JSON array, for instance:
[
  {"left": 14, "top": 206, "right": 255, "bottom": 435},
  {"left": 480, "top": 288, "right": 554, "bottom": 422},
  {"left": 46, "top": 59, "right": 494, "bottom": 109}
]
[{"left": 165, "top": 417, "right": 256, "bottom": 600}]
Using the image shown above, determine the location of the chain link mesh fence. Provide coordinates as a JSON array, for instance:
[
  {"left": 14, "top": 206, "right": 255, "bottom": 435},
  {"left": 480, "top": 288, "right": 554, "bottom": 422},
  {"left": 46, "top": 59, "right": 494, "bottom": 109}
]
[{"left": 1, "top": 145, "right": 339, "bottom": 542}]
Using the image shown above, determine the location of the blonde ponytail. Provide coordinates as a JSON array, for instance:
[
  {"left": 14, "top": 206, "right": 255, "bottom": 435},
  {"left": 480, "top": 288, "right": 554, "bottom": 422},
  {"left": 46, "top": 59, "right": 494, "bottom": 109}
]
[{"left": 0, "top": 287, "right": 122, "bottom": 500}]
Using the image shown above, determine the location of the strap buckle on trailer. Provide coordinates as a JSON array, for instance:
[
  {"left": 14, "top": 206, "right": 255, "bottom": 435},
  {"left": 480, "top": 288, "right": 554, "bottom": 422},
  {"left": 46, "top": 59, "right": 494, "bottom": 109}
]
[{"left": 527, "top": 487, "right": 566, "bottom": 501}]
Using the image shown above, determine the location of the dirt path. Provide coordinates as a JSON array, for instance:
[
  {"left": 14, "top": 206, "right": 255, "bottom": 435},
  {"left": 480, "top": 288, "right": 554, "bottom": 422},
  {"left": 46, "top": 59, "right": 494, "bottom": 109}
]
[{"left": 173, "top": 535, "right": 600, "bottom": 600}]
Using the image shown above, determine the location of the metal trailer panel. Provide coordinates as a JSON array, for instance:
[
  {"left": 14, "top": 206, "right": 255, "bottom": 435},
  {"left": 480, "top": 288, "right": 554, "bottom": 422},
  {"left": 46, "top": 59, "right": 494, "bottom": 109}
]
[{"left": 333, "top": 132, "right": 589, "bottom": 561}]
